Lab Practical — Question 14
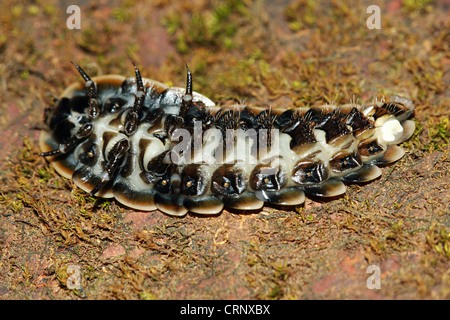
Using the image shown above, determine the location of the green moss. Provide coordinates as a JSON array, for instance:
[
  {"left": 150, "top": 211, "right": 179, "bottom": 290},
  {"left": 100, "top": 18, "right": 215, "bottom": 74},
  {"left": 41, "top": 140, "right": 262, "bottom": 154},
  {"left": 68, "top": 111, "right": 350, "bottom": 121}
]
[
  {"left": 139, "top": 291, "right": 158, "bottom": 300},
  {"left": 426, "top": 223, "right": 450, "bottom": 259},
  {"left": 402, "top": 117, "right": 449, "bottom": 154},
  {"left": 284, "top": 0, "right": 317, "bottom": 31},
  {"left": 36, "top": 167, "right": 53, "bottom": 183},
  {"left": 402, "top": 0, "right": 433, "bottom": 13},
  {"left": 20, "top": 70, "right": 29, "bottom": 80},
  {"left": 112, "top": 8, "right": 131, "bottom": 23},
  {"left": 268, "top": 284, "right": 283, "bottom": 299},
  {"left": 426, "top": 117, "right": 449, "bottom": 151},
  {"left": 9, "top": 200, "right": 23, "bottom": 213},
  {"left": 162, "top": 0, "right": 248, "bottom": 54},
  {"left": 11, "top": 5, "right": 23, "bottom": 18},
  {"left": 27, "top": 5, "right": 39, "bottom": 16}
]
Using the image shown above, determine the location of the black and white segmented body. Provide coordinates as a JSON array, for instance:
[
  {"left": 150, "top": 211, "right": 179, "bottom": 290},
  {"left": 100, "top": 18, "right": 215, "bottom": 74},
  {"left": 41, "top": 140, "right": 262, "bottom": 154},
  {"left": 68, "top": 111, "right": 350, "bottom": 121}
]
[{"left": 39, "top": 63, "right": 416, "bottom": 216}]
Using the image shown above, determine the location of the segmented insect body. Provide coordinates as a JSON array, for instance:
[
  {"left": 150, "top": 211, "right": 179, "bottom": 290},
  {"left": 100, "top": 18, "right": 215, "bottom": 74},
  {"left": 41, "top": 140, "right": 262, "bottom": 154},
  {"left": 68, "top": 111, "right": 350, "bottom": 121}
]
[{"left": 39, "top": 62, "right": 415, "bottom": 216}]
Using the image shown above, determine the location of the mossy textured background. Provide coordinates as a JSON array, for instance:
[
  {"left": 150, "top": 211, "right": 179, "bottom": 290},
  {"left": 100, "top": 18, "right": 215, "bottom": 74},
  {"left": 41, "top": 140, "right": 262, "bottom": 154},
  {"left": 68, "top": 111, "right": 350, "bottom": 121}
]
[{"left": 0, "top": 0, "right": 448, "bottom": 299}]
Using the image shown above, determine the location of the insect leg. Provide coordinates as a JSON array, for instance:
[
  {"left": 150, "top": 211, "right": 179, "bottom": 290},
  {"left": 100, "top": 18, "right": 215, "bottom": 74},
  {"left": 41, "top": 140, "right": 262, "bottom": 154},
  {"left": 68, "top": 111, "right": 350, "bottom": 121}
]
[
  {"left": 37, "top": 123, "right": 94, "bottom": 157},
  {"left": 72, "top": 62, "right": 100, "bottom": 119},
  {"left": 87, "top": 138, "right": 130, "bottom": 197}
]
